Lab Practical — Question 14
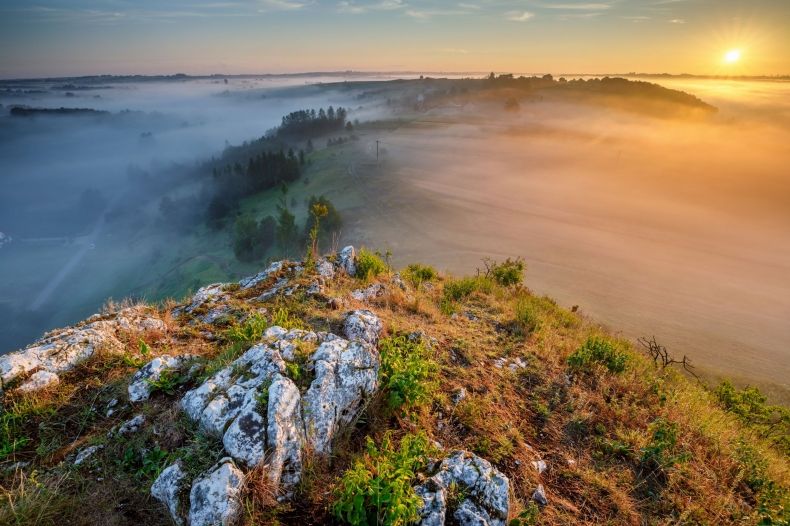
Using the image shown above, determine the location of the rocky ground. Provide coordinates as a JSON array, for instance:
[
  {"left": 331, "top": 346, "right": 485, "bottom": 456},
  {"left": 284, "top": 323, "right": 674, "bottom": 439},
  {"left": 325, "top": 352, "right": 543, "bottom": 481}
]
[{"left": 0, "top": 246, "right": 787, "bottom": 525}]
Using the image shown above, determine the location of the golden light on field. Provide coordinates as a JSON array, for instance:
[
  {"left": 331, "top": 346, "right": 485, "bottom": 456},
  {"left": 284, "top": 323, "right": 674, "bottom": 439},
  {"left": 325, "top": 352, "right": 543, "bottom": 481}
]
[{"left": 723, "top": 49, "right": 742, "bottom": 63}]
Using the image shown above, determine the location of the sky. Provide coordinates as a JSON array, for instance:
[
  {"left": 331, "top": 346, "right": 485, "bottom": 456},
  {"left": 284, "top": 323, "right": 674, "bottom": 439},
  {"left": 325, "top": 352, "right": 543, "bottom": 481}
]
[{"left": 0, "top": 0, "right": 788, "bottom": 78}]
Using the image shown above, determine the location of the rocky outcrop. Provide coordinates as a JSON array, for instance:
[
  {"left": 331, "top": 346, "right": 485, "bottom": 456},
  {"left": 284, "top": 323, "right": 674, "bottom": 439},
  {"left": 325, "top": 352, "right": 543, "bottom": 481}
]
[
  {"left": 0, "top": 306, "right": 164, "bottom": 393},
  {"left": 151, "top": 461, "right": 188, "bottom": 526},
  {"left": 152, "top": 300, "right": 382, "bottom": 524},
  {"left": 338, "top": 245, "right": 356, "bottom": 276},
  {"left": 128, "top": 354, "right": 197, "bottom": 402},
  {"left": 343, "top": 309, "right": 384, "bottom": 346},
  {"left": 416, "top": 451, "right": 510, "bottom": 526},
  {"left": 189, "top": 458, "right": 245, "bottom": 526}
]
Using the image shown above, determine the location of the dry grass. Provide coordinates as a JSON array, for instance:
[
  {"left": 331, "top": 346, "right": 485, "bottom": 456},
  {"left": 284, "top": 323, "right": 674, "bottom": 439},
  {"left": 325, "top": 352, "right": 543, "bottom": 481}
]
[{"left": 1, "top": 263, "right": 787, "bottom": 525}]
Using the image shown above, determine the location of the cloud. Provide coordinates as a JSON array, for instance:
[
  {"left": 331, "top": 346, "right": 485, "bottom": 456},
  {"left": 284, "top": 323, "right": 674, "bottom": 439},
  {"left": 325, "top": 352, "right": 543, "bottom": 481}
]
[
  {"left": 404, "top": 6, "right": 473, "bottom": 20},
  {"left": 337, "top": 0, "right": 406, "bottom": 14},
  {"left": 669, "top": 18, "right": 686, "bottom": 23},
  {"left": 506, "top": 10, "right": 534, "bottom": 22},
  {"left": 258, "top": 0, "right": 308, "bottom": 12},
  {"left": 438, "top": 47, "right": 469, "bottom": 54}
]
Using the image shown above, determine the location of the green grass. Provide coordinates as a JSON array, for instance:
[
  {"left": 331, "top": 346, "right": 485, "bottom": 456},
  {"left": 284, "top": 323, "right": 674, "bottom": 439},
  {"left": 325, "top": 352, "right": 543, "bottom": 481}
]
[
  {"left": 402, "top": 263, "right": 437, "bottom": 289},
  {"left": 332, "top": 432, "right": 435, "bottom": 526},
  {"left": 355, "top": 249, "right": 388, "bottom": 281},
  {"left": 378, "top": 335, "right": 438, "bottom": 413},
  {"left": 567, "top": 336, "right": 629, "bottom": 374}
]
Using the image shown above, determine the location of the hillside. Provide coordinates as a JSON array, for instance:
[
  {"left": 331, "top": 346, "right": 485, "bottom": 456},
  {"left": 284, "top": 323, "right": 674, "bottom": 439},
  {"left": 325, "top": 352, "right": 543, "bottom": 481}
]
[{"left": 0, "top": 245, "right": 787, "bottom": 525}]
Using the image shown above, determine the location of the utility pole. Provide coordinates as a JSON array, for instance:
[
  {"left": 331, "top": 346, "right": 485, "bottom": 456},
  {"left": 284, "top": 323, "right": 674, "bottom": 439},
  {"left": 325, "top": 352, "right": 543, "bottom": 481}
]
[{"left": 376, "top": 140, "right": 379, "bottom": 163}]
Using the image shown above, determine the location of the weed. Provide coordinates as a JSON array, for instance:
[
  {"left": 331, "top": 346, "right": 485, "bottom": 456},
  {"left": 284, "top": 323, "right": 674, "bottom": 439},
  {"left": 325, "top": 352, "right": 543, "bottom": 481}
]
[
  {"left": 332, "top": 432, "right": 434, "bottom": 526},
  {"left": 1, "top": 398, "right": 55, "bottom": 460},
  {"left": 403, "top": 263, "right": 437, "bottom": 289},
  {"left": 567, "top": 336, "right": 628, "bottom": 374},
  {"left": 146, "top": 369, "right": 189, "bottom": 396},
  {"left": 481, "top": 257, "right": 525, "bottom": 286},
  {"left": 509, "top": 503, "right": 540, "bottom": 526},
  {"left": 714, "top": 381, "right": 790, "bottom": 455},
  {"left": 138, "top": 339, "right": 151, "bottom": 356},
  {"left": 356, "top": 248, "right": 388, "bottom": 281},
  {"left": 638, "top": 418, "right": 690, "bottom": 477},
  {"left": 378, "top": 335, "right": 438, "bottom": 412},
  {"left": 271, "top": 307, "right": 308, "bottom": 331},
  {"left": 224, "top": 313, "right": 268, "bottom": 343}
]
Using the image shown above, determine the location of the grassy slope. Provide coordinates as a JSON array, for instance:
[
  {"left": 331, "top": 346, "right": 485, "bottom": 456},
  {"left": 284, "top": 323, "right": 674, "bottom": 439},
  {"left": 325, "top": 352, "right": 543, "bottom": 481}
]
[{"left": 0, "top": 260, "right": 787, "bottom": 525}]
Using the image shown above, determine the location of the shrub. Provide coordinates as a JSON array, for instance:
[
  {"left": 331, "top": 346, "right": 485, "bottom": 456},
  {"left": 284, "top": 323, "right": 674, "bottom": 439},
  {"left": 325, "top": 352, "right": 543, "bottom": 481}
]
[
  {"left": 714, "top": 381, "right": 790, "bottom": 455},
  {"left": 482, "top": 257, "right": 525, "bottom": 286},
  {"left": 378, "top": 335, "right": 438, "bottom": 412},
  {"left": 403, "top": 263, "right": 437, "bottom": 288},
  {"left": 332, "top": 432, "right": 434, "bottom": 526},
  {"left": 356, "top": 249, "right": 387, "bottom": 281},
  {"left": 639, "top": 418, "right": 689, "bottom": 474},
  {"left": 567, "top": 336, "right": 628, "bottom": 374},
  {"left": 443, "top": 276, "right": 492, "bottom": 302},
  {"left": 146, "top": 369, "right": 188, "bottom": 396}
]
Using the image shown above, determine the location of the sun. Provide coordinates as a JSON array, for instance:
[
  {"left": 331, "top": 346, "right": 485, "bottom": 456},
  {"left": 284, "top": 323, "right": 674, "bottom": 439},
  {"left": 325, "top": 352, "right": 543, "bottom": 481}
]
[{"left": 723, "top": 49, "right": 741, "bottom": 63}]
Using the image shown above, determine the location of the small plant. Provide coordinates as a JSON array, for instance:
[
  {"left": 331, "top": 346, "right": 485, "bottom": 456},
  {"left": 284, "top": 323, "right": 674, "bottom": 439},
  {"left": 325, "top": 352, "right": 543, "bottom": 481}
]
[
  {"left": 514, "top": 297, "right": 543, "bottom": 335},
  {"left": 567, "top": 336, "right": 628, "bottom": 374},
  {"left": 378, "top": 335, "right": 438, "bottom": 412},
  {"left": 332, "top": 432, "right": 434, "bottom": 526},
  {"left": 355, "top": 248, "right": 387, "bottom": 281},
  {"left": 403, "top": 263, "right": 437, "bottom": 289},
  {"left": 138, "top": 339, "right": 151, "bottom": 355},
  {"left": 146, "top": 369, "right": 188, "bottom": 396},
  {"left": 509, "top": 503, "right": 540, "bottom": 526},
  {"left": 639, "top": 418, "right": 690, "bottom": 477},
  {"left": 271, "top": 307, "right": 308, "bottom": 330},
  {"left": 305, "top": 201, "right": 328, "bottom": 267},
  {"left": 224, "top": 313, "right": 268, "bottom": 343},
  {"left": 481, "top": 257, "right": 525, "bottom": 286}
]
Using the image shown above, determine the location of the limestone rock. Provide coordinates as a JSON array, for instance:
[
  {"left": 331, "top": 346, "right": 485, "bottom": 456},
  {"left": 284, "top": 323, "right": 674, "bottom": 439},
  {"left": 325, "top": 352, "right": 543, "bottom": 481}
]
[
  {"left": 189, "top": 458, "right": 245, "bottom": 526},
  {"left": 343, "top": 309, "right": 383, "bottom": 346},
  {"left": 532, "top": 484, "right": 548, "bottom": 506},
  {"left": 74, "top": 445, "right": 104, "bottom": 466},
  {"left": 128, "top": 354, "right": 197, "bottom": 402},
  {"left": 239, "top": 261, "right": 284, "bottom": 290},
  {"left": 0, "top": 306, "right": 164, "bottom": 392},
  {"left": 415, "top": 480, "right": 447, "bottom": 526},
  {"left": 266, "top": 374, "right": 304, "bottom": 491},
  {"left": 338, "top": 246, "right": 356, "bottom": 276},
  {"left": 151, "top": 461, "right": 188, "bottom": 526},
  {"left": 417, "top": 451, "right": 510, "bottom": 526},
  {"left": 117, "top": 414, "right": 145, "bottom": 436},
  {"left": 302, "top": 337, "right": 379, "bottom": 454},
  {"left": 351, "top": 283, "right": 386, "bottom": 302},
  {"left": 17, "top": 370, "right": 60, "bottom": 393}
]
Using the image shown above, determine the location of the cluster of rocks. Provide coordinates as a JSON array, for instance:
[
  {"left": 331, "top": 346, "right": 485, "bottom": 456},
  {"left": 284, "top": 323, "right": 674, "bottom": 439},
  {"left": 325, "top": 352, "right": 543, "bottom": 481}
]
[
  {"left": 148, "top": 308, "right": 383, "bottom": 526},
  {"left": 0, "top": 305, "right": 165, "bottom": 394},
  {"left": 416, "top": 450, "right": 510, "bottom": 526}
]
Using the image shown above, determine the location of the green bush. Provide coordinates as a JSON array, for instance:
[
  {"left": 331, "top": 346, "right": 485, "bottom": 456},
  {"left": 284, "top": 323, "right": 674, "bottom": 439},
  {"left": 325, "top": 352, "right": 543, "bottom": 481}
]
[
  {"left": 483, "top": 257, "right": 525, "bottom": 286},
  {"left": 567, "top": 336, "right": 628, "bottom": 374},
  {"left": 403, "top": 263, "right": 437, "bottom": 288},
  {"left": 378, "top": 335, "right": 438, "bottom": 412},
  {"left": 332, "top": 432, "right": 434, "bottom": 526},
  {"left": 443, "top": 276, "right": 492, "bottom": 302},
  {"left": 714, "top": 381, "right": 790, "bottom": 455},
  {"left": 639, "top": 418, "right": 690, "bottom": 473},
  {"left": 356, "top": 249, "right": 388, "bottom": 281},
  {"left": 145, "top": 369, "right": 189, "bottom": 396},
  {"left": 271, "top": 307, "right": 308, "bottom": 330}
]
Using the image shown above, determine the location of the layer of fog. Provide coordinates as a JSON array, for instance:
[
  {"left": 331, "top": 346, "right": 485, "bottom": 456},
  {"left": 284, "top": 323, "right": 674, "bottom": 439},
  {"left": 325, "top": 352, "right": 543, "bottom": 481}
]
[
  {"left": 350, "top": 80, "right": 790, "bottom": 398},
  {"left": 0, "top": 74, "right": 393, "bottom": 353}
]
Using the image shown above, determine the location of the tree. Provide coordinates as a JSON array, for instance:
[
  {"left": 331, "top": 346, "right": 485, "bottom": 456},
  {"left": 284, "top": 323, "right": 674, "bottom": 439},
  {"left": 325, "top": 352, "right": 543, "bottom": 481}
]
[{"left": 233, "top": 216, "right": 258, "bottom": 261}]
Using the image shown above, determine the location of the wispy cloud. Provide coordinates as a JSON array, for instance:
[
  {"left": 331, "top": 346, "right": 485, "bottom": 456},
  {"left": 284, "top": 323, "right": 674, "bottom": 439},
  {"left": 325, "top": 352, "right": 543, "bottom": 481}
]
[
  {"left": 337, "top": 0, "right": 405, "bottom": 14},
  {"left": 258, "top": 0, "right": 308, "bottom": 12},
  {"left": 669, "top": 18, "right": 686, "bottom": 23},
  {"left": 506, "top": 10, "right": 534, "bottom": 22},
  {"left": 438, "top": 47, "right": 469, "bottom": 54}
]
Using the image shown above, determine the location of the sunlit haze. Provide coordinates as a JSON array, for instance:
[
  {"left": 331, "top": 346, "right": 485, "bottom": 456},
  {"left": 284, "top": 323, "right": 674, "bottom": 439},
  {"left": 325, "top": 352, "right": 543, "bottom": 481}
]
[{"left": 1, "top": 0, "right": 789, "bottom": 78}]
